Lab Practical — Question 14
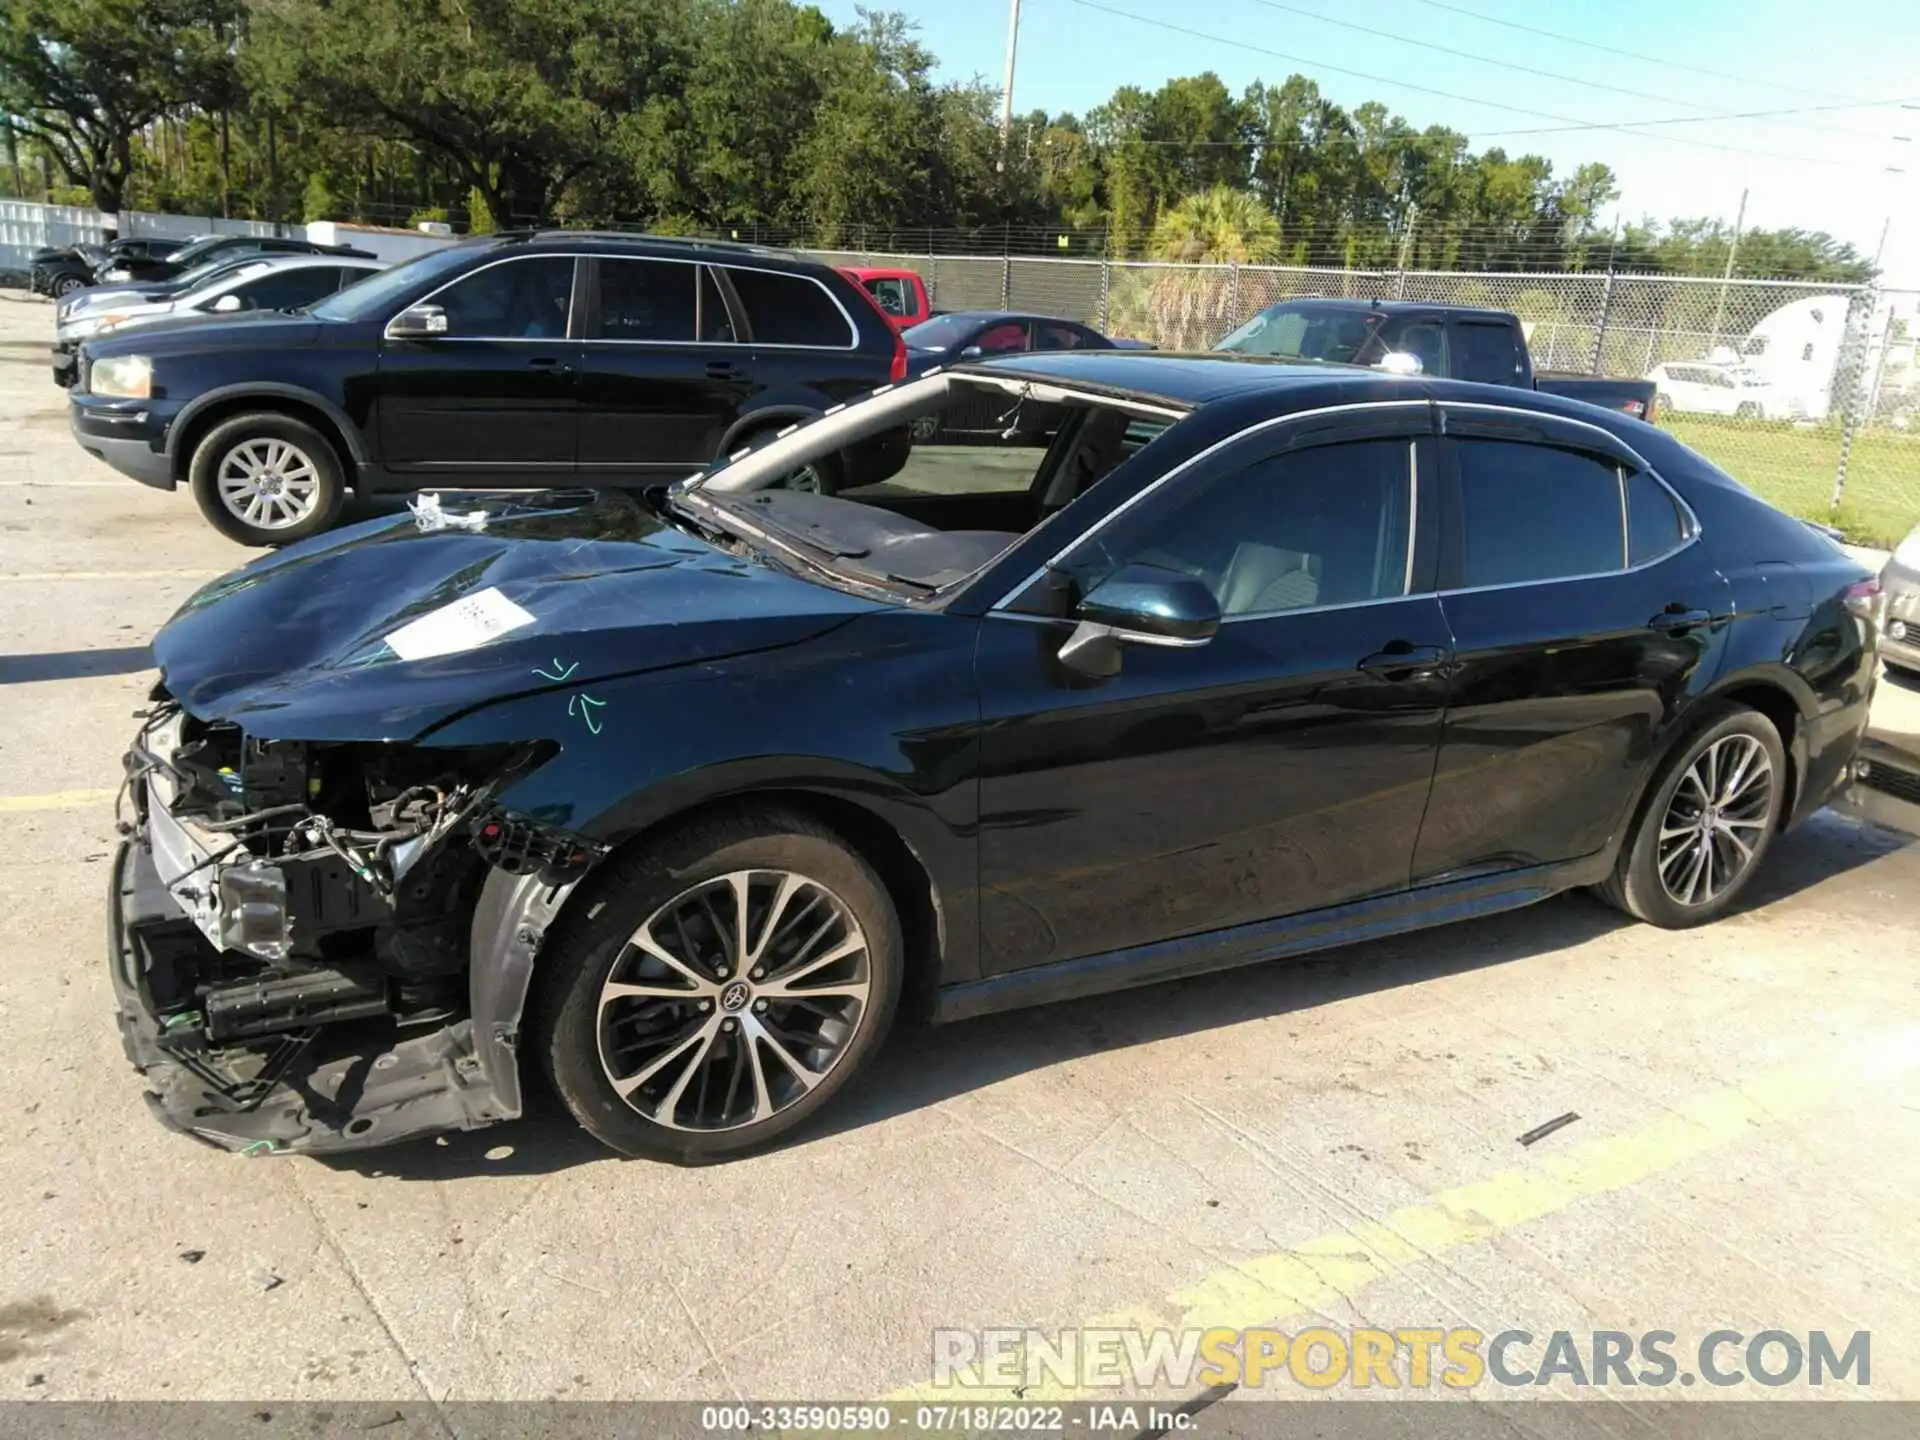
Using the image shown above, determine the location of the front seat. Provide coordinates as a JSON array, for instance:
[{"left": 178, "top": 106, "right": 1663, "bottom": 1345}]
[{"left": 1217, "top": 543, "right": 1320, "bottom": 615}]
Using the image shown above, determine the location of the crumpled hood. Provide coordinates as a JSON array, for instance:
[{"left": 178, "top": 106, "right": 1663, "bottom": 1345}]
[{"left": 154, "top": 490, "right": 883, "bottom": 741}]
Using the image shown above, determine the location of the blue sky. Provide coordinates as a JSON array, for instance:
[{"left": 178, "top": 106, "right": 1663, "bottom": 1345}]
[{"left": 817, "top": 0, "right": 1919, "bottom": 285}]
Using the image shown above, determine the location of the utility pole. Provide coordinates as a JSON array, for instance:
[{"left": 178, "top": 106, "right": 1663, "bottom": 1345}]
[
  {"left": 997, "top": 0, "right": 1021, "bottom": 171},
  {"left": 1707, "top": 186, "right": 1747, "bottom": 355}
]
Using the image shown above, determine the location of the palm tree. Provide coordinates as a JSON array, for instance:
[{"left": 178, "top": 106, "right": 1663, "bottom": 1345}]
[
  {"left": 1123, "top": 187, "right": 1283, "bottom": 350},
  {"left": 1149, "top": 186, "right": 1283, "bottom": 264}
]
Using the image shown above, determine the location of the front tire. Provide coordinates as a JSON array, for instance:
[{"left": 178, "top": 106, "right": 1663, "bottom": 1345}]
[
  {"left": 1598, "top": 706, "right": 1786, "bottom": 928},
  {"left": 188, "top": 411, "right": 346, "bottom": 547},
  {"left": 532, "top": 806, "right": 903, "bottom": 1162},
  {"left": 53, "top": 274, "right": 86, "bottom": 298}
]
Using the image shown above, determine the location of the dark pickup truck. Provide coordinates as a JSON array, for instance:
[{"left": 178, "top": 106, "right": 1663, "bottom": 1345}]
[{"left": 1216, "top": 297, "right": 1658, "bottom": 420}]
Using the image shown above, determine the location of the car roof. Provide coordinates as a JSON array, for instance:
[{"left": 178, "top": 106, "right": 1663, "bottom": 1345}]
[
  {"left": 915, "top": 310, "right": 1086, "bottom": 326},
  {"left": 952, "top": 350, "right": 1652, "bottom": 432},
  {"left": 484, "top": 230, "right": 804, "bottom": 264},
  {"left": 1260, "top": 295, "right": 1517, "bottom": 323},
  {"left": 954, "top": 350, "right": 1405, "bottom": 406}
]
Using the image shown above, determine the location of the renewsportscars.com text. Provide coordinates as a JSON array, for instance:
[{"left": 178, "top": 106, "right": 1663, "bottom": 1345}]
[{"left": 930, "top": 1326, "right": 1871, "bottom": 1391}]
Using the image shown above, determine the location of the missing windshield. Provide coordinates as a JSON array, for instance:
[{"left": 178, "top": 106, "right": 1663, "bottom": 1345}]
[{"left": 687, "top": 376, "right": 1178, "bottom": 595}]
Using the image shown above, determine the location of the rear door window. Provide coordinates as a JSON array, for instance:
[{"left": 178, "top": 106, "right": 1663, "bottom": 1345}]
[
  {"left": 723, "top": 267, "right": 854, "bottom": 346},
  {"left": 595, "top": 257, "right": 696, "bottom": 341},
  {"left": 1033, "top": 322, "right": 1088, "bottom": 352},
  {"left": 1451, "top": 438, "right": 1625, "bottom": 587},
  {"left": 1452, "top": 322, "right": 1522, "bottom": 384}
]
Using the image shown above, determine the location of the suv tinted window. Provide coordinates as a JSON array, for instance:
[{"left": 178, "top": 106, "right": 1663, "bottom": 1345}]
[
  {"left": 1088, "top": 438, "right": 1413, "bottom": 616},
  {"left": 433, "top": 256, "right": 575, "bottom": 339},
  {"left": 223, "top": 267, "right": 343, "bottom": 312},
  {"left": 1453, "top": 322, "right": 1520, "bottom": 384},
  {"left": 1455, "top": 439, "right": 1623, "bottom": 587},
  {"left": 723, "top": 267, "right": 852, "bottom": 346},
  {"left": 596, "top": 258, "right": 695, "bottom": 341},
  {"left": 1626, "top": 469, "right": 1687, "bottom": 565}
]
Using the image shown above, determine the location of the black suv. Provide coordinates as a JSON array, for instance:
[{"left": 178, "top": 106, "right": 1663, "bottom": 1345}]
[{"left": 70, "top": 232, "right": 910, "bottom": 545}]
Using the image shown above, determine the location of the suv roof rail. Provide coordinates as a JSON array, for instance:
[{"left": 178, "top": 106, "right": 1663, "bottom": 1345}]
[{"left": 491, "top": 228, "right": 798, "bottom": 260}]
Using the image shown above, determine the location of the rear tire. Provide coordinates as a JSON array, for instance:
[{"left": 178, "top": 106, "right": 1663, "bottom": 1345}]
[
  {"left": 54, "top": 274, "right": 86, "bottom": 298},
  {"left": 1597, "top": 706, "right": 1786, "bottom": 928},
  {"left": 531, "top": 805, "right": 902, "bottom": 1162},
  {"left": 188, "top": 411, "right": 346, "bottom": 547}
]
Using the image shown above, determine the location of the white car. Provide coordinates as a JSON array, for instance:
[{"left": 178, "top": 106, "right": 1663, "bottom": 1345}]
[
  {"left": 56, "top": 255, "right": 385, "bottom": 345},
  {"left": 1647, "top": 361, "right": 1779, "bottom": 419}
]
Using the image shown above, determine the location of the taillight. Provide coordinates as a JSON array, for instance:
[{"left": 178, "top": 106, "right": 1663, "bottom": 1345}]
[
  {"left": 845, "top": 277, "right": 910, "bottom": 383},
  {"left": 1844, "top": 578, "right": 1881, "bottom": 620}
]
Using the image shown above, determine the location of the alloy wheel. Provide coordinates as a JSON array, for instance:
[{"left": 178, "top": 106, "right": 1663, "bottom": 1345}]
[
  {"left": 784, "top": 463, "right": 824, "bottom": 493},
  {"left": 596, "top": 869, "right": 872, "bottom": 1132},
  {"left": 216, "top": 438, "right": 322, "bottom": 531},
  {"left": 1657, "top": 733, "right": 1774, "bottom": 907}
]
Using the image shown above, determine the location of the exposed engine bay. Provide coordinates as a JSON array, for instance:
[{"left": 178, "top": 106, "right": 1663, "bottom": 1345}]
[{"left": 109, "top": 697, "right": 599, "bottom": 1154}]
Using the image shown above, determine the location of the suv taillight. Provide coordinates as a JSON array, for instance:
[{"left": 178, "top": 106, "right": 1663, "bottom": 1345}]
[{"left": 846, "top": 278, "right": 910, "bottom": 383}]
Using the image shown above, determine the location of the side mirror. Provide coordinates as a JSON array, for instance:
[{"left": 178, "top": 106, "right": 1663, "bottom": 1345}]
[
  {"left": 389, "top": 303, "right": 448, "bottom": 338},
  {"left": 1058, "top": 563, "right": 1222, "bottom": 678},
  {"left": 1372, "top": 350, "right": 1424, "bottom": 375},
  {"left": 960, "top": 345, "right": 984, "bottom": 359},
  {"left": 209, "top": 293, "right": 242, "bottom": 313}
]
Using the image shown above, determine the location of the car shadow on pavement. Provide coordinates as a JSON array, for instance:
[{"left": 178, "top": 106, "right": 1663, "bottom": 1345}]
[
  {"left": 0, "top": 644, "right": 151, "bottom": 683},
  {"left": 319, "top": 807, "right": 1909, "bottom": 1183}
]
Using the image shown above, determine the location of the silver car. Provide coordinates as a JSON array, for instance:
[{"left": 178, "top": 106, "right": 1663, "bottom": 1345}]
[
  {"left": 1879, "top": 523, "right": 1920, "bottom": 674},
  {"left": 52, "top": 255, "right": 385, "bottom": 387}
]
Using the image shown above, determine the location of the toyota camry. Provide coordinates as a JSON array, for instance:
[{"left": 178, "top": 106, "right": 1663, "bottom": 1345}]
[{"left": 109, "top": 353, "right": 1879, "bottom": 1161}]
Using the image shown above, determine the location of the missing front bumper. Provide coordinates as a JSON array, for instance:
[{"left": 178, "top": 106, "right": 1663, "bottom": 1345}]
[{"left": 108, "top": 839, "right": 510, "bottom": 1154}]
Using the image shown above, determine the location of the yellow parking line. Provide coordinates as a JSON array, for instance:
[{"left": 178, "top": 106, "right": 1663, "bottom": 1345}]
[
  {"left": 0, "top": 569, "right": 224, "bottom": 582},
  {"left": 890, "top": 1024, "right": 1920, "bottom": 1400},
  {"left": 0, "top": 787, "right": 118, "bottom": 813}
]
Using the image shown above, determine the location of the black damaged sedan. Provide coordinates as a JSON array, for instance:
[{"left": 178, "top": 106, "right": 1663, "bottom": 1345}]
[{"left": 111, "top": 353, "right": 1881, "bottom": 1161}]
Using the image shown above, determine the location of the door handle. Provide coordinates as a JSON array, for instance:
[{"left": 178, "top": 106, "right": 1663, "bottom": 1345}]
[
  {"left": 1649, "top": 606, "right": 1714, "bottom": 634},
  {"left": 1357, "top": 643, "right": 1447, "bottom": 680},
  {"left": 705, "top": 360, "right": 741, "bottom": 380},
  {"left": 526, "top": 356, "right": 573, "bottom": 374}
]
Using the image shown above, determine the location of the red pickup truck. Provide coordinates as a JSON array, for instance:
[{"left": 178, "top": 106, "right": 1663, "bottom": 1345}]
[{"left": 839, "top": 266, "right": 932, "bottom": 333}]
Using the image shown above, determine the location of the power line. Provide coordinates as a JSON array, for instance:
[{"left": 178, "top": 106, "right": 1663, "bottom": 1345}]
[
  {"left": 1239, "top": 0, "right": 1894, "bottom": 139},
  {"left": 1059, "top": 0, "right": 1889, "bottom": 168},
  {"left": 1399, "top": 0, "right": 1894, "bottom": 106},
  {"left": 1027, "top": 97, "right": 1905, "bottom": 148}
]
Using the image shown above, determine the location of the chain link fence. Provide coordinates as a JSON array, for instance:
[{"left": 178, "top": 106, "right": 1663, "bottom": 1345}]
[
  {"left": 813, "top": 245, "right": 1920, "bottom": 546},
  {"left": 1, "top": 194, "right": 1908, "bottom": 546}
]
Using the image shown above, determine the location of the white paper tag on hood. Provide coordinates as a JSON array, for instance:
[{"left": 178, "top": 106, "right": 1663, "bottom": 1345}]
[{"left": 383, "top": 586, "right": 535, "bottom": 661}]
